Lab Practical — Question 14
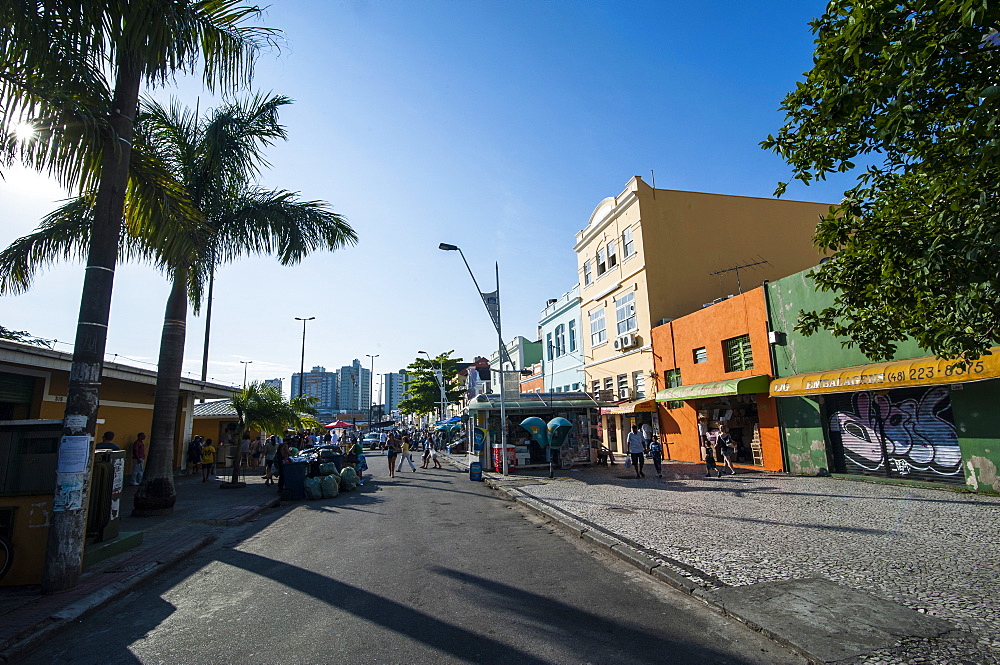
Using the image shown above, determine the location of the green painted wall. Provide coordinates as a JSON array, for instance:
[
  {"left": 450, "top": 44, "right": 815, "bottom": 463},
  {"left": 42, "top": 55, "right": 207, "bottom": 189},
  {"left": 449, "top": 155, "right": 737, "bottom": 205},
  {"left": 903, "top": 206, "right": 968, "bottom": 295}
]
[
  {"left": 950, "top": 381, "right": 1000, "bottom": 493},
  {"left": 777, "top": 396, "right": 829, "bottom": 475}
]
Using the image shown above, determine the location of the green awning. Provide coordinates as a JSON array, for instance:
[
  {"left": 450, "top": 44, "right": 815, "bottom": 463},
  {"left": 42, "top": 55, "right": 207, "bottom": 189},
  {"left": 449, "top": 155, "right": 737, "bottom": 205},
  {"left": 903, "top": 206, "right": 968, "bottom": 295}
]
[{"left": 654, "top": 374, "right": 771, "bottom": 402}]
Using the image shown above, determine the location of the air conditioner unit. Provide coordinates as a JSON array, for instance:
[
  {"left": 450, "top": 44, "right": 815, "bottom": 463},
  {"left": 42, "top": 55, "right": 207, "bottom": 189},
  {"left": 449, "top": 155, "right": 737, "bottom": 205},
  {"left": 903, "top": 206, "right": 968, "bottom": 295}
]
[
  {"left": 618, "top": 387, "right": 633, "bottom": 400},
  {"left": 616, "top": 333, "right": 637, "bottom": 349},
  {"left": 613, "top": 337, "right": 623, "bottom": 351}
]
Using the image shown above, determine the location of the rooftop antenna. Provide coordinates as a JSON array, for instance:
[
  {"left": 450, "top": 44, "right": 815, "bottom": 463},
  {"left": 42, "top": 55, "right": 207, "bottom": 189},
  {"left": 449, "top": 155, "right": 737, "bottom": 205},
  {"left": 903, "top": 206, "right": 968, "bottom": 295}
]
[{"left": 709, "top": 257, "right": 770, "bottom": 294}]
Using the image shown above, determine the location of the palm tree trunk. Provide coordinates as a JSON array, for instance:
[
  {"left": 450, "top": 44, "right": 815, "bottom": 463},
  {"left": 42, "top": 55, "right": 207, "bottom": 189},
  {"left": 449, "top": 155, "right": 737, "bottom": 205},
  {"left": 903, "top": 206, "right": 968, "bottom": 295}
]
[
  {"left": 42, "top": 53, "right": 142, "bottom": 594},
  {"left": 132, "top": 266, "right": 188, "bottom": 515}
]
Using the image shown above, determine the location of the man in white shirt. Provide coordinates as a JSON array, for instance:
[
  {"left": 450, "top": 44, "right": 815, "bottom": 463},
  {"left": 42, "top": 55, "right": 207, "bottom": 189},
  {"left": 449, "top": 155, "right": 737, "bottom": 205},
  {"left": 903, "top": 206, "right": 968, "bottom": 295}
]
[{"left": 626, "top": 425, "right": 647, "bottom": 478}]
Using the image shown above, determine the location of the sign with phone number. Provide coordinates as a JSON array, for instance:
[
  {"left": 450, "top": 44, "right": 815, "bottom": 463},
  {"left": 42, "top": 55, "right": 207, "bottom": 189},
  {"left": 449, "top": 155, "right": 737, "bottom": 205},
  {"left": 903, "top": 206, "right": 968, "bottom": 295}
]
[{"left": 769, "top": 349, "right": 1000, "bottom": 397}]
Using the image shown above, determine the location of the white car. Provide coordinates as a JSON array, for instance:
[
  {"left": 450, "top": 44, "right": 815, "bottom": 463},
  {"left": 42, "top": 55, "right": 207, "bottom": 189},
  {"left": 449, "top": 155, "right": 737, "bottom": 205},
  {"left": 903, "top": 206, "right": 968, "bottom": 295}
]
[{"left": 362, "top": 433, "right": 380, "bottom": 448}]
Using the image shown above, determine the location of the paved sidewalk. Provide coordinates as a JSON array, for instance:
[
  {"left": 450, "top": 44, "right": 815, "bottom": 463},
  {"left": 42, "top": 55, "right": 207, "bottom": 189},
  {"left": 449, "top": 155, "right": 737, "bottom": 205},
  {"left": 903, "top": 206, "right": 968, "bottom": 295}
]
[
  {"left": 447, "top": 455, "right": 1000, "bottom": 665},
  {"left": 0, "top": 469, "right": 280, "bottom": 662}
]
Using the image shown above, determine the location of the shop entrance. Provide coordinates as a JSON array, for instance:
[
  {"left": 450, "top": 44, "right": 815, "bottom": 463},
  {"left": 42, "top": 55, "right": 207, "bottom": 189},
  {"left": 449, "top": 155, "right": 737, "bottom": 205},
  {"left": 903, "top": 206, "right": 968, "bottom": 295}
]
[{"left": 695, "top": 394, "right": 763, "bottom": 466}]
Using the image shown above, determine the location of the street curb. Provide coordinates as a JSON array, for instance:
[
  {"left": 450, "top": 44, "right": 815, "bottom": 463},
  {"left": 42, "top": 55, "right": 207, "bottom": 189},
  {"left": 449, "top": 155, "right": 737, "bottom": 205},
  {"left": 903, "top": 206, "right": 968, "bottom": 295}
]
[
  {"left": 202, "top": 496, "right": 280, "bottom": 526},
  {"left": 0, "top": 533, "right": 215, "bottom": 664}
]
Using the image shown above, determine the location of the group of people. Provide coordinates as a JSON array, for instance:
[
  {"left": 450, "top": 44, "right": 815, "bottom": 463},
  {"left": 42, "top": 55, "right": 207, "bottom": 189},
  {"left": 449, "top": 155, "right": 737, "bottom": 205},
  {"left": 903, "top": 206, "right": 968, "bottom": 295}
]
[
  {"left": 185, "top": 435, "right": 218, "bottom": 482},
  {"left": 623, "top": 423, "right": 738, "bottom": 479},
  {"left": 384, "top": 430, "right": 441, "bottom": 478},
  {"left": 702, "top": 431, "right": 737, "bottom": 478}
]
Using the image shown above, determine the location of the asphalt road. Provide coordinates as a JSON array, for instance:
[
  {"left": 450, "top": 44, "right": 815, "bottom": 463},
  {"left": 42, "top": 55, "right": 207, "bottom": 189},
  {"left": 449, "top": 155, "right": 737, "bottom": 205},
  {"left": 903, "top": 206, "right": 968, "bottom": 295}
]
[{"left": 23, "top": 454, "right": 805, "bottom": 665}]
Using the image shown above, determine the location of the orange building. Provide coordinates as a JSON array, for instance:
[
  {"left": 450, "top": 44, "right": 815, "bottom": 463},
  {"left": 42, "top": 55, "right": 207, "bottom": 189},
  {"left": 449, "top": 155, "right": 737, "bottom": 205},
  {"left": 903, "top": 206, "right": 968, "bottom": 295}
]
[{"left": 651, "top": 287, "right": 783, "bottom": 471}]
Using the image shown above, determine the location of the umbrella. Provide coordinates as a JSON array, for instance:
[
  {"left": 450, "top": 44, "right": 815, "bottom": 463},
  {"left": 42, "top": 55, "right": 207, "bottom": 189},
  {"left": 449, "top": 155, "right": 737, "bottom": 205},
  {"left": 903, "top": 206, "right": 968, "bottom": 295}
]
[
  {"left": 444, "top": 416, "right": 462, "bottom": 423},
  {"left": 324, "top": 420, "right": 354, "bottom": 429}
]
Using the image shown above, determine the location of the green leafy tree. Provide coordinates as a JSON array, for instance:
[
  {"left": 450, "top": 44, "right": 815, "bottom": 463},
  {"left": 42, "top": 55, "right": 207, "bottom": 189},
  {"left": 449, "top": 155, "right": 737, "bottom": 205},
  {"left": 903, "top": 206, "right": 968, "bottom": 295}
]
[
  {"left": 397, "top": 351, "right": 465, "bottom": 418},
  {"left": 762, "top": 2, "right": 1000, "bottom": 361},
  {"left": 229, "top": 382, "right": 318, "bottom": 485},
  {"left": 1, "top": 1, "right": 278, "bottom": 593},
  {"left": 0, "top": 325, "right": 51, "bottom": 347},
  {"left": 0, "top": 94, "right": 356, "bottom": 512}
]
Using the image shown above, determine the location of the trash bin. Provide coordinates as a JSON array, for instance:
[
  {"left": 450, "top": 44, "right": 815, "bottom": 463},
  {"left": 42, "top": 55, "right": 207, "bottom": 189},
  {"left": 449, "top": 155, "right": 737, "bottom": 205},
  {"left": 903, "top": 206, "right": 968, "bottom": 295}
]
[
  {"left": 88, "top": 448, "right": 124, "bottom": 542},
  {"left": 283, "top": 461, "right": 308, "bottom": 500},
  {"left": 469, "top": 461, "right": 483, "bottom": 481}
]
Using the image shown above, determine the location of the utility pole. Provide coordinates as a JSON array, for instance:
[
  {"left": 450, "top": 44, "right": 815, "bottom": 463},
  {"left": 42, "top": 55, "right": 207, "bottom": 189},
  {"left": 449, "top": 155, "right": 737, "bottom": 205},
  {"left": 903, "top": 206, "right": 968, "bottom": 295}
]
[{"left": 294, "top": 317, "right": 314, "bottom": 399}]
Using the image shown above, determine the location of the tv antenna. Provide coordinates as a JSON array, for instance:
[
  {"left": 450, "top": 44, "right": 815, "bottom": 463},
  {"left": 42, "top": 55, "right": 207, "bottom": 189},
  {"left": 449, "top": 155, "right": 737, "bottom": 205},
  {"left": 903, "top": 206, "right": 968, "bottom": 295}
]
[{"left": 709, "top": 257, "right": 770, "bottom": 294}]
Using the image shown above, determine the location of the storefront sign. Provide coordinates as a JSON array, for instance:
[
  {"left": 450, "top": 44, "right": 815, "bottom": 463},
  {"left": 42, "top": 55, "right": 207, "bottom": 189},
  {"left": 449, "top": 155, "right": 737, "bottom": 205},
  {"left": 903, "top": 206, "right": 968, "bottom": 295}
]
[
  {"left": 770, "top": 349, "right": 1000, "bottom": 397},
  {"left": 601, "top": 400, "right": 657, "bottom": 415}
]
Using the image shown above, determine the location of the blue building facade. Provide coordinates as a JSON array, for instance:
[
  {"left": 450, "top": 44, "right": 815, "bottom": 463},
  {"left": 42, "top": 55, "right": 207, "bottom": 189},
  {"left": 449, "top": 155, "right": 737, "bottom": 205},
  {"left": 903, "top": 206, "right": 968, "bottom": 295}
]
[{"left": 539, "top": 285, "right": 585, "bottom": 393}]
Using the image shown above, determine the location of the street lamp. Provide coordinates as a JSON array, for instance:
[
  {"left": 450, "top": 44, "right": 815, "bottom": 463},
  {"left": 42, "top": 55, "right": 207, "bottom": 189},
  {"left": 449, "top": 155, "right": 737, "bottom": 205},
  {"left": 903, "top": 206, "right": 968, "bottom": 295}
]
[
  {"left": 295, "top": 317, "right": 315, "bottom": 399},
  {"left": 438, "top": 242, "right": 510, "bottom": 476},
  {"left": 366, "top": 354, "right": 379, "bottom": 431},
  {"left": 419, "top": 350, "right": 448, "bottom": 421},
  {"left": 239, "top": 360, "right": 253, "bottom": 389}
]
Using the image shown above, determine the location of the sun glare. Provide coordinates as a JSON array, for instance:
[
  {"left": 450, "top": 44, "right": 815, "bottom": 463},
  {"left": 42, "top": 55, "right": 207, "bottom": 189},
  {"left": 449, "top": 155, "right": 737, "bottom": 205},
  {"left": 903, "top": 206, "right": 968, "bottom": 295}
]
[{"left": 13, "top": 122, "right": 35, "bottom": 141}]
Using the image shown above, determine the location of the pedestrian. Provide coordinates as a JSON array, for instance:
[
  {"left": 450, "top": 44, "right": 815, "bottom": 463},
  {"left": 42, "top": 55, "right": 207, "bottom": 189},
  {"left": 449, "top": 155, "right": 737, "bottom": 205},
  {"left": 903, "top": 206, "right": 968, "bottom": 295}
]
[
  {"left": 627, "top": 424, "right": 646, "bottom": 478},
  {"left": 717, "top": 430, "right": 737, "bottom": 475},
  {"left": 262, "top": 436, "right": 278, "bottom": 485},
  {"left": 397, "top": 435, "right": 417, "bottom": 472},
  {"left": 386, "top": 435, "right": 401, "bottom": 478},
  {"left": 250, "top": 435, "right": 263, "bottom": 471},
  {"left": 275, "top": 438, "right": 290, "bottom": 492},
  {"left": 131, "top": 432, "right": 146, "bottom": 485},
  {"left": 421, "top": 437, "right": 431, "bottom": 469},
  {"left": 703, "top": 439, "right": 722, "bottom": 478},
  {"left": 97, "top": 431, "right": 120, "bottom": 450},
  {"left": 641, "top": 421, "right": 653, "bottom": 446},
  {"left": 430, "top": 438, "right": 442, "bottom": 469},
  {"left": 186, "top": 435, "right": 203, "bottom": 472},
  {"left": 348, "top": 438, "right": 366, "bottom": 485},
  {"left": 648, "top": 434, "right": 663, "bottom": 478},
  {"left": 240, "top": 433, "right": 251, "bottom": 467},
  {"left": 201, "top": 438, "right": 217, "bottom": 482}
]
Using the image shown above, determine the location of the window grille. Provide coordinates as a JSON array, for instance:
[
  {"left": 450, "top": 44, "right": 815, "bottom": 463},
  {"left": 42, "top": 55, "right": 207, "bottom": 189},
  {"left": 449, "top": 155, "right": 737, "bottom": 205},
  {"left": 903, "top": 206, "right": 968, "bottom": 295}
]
[{"left": 723, "top": 335, "right": 754, "bottom": 372}]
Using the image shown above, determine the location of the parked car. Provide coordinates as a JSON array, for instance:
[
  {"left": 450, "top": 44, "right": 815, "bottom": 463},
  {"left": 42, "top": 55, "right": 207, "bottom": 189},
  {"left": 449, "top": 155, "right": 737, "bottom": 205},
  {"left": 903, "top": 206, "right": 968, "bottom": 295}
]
[{"left": 362, "top": 433, "right": 380, "bottom": 449}]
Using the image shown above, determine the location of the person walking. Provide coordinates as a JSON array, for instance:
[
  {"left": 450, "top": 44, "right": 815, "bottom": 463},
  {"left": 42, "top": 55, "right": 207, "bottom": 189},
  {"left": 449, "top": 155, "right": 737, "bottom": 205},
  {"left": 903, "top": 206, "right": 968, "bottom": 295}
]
[
  {"left": 421, "top": 436, "right": 431, "bottom": 469},
  {"left": 200, "top": 438, "right": 217, "bottom": 482},
  {"left": 430, "top": 437, "right": 442, "bottom": 469},
  {"left": 275, "top": 438, "right": 290, "bottom": 492},
  {"left": 186, "top": 436, "right": 203, "bottom": 473},
  {"left": 703, "top": 439, "right": 722, "bottom": 478},
  {"left": 627, "top": 424, "right": 646, "bottom": 478},
  {"left": 397, "top": 435, "right": 417, "bottom": 472},
  {"left": 262, "top": 436, "right": 278, "bottom": 485},
  {"left": 717, "top": 430, "right": 737, "bottom": 475},
  {"left": 250, "top": 435, "right": 263, "bottom": 471},
  {"left": 240, "top": 433, "right": 251, "bottom": 468},
  {"left": 131, "top": 432, "right": 146, "bottom": 485},
  {"left": 648, "top": 434, "right": 663, "bottom": 478},
  {"left": 386, "top": 435, "right": 401, "bottom": 478}
]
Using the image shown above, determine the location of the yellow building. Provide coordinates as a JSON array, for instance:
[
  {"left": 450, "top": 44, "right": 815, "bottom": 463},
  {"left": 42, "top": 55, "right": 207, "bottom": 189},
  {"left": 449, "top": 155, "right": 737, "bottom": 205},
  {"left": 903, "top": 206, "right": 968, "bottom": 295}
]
[
  {"left": 0, "top": 339, "right": 233, "bottom": 585},
  {"left": 575, "top": 176, "right": 830, "bottom": 452}
]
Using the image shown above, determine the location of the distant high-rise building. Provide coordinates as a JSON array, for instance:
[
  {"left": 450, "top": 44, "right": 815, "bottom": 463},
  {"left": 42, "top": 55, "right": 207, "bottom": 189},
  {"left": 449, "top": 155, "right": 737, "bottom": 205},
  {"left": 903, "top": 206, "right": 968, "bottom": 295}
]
[
  {"left": 263, "top": 378, "right": 283, "bottom": 396},
  {"left": 383, "top": 369, "right": 409, "bottom": 415},
  {"left": 335, "top": 360, "right": 370, "bottom": 414},
  {"left": 290, "top": 366, "right": 337, "bottom": 413}
]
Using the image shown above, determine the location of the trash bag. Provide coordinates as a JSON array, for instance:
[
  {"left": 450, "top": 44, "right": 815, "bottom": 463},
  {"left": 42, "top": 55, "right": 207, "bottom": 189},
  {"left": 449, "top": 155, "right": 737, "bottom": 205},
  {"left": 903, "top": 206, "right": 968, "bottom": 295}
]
[
  {"left": 319, "top": 462, "right": 339, "bottom": 476},
  {"left": 304, "top": 476, "right": 323, "bottom": 500},
  {"left": 320, "top": 474, "right": 339, "bottom": 499},
  {"left": 339, "top": 466, "right": 358, "bottom": 491}
]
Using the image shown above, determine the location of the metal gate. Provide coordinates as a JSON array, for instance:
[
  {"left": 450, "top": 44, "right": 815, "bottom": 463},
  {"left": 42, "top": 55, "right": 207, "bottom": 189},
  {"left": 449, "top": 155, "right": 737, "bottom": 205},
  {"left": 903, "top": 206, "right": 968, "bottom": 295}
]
[{"left": 825, "top": 385, "right": 965, "bottom": 484}]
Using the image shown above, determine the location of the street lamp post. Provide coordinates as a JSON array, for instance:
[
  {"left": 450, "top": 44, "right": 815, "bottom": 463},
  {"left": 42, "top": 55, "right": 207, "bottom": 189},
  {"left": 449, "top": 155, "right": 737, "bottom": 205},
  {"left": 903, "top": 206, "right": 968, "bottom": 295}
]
[
  {"left": 239, "top": 360, "right": 253, "bottom": 389},
  {"left": 295, "top": 317, "right": 315, "bottom": 399},
  {"left": 366, "top": 354, "right": 379, "bottom": 431},
  {"left": 438, "top": 243, "right": 509, "bottom": 476}
]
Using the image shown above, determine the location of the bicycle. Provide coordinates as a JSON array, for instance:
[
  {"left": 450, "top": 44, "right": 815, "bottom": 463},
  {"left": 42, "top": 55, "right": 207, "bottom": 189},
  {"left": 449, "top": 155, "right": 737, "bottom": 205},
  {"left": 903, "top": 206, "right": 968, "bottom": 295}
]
[{"left": 0, "top": 534, "right": 12, "bottom": 581}]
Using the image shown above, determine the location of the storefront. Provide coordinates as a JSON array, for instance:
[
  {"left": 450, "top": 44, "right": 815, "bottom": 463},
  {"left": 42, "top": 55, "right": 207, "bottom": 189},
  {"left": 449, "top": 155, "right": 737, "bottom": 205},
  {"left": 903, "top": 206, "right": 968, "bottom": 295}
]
[
  {"left": 600, "top": 400, "right": 657, "bottom": 453},
  {"left": 771, "top": 353, "right": 1000, "bottom": 485},
  {"left": 654, "top": 375, "right": 784, "bottom": 471},
  {"left": 466, "top": 392, "right": 606, "bottom": 471}
]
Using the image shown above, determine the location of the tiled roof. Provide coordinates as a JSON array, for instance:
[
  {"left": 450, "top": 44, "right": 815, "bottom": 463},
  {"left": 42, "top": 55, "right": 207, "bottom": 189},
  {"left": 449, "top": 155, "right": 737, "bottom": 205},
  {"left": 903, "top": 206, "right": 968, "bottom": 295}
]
[{"left": 193, "top": 399, "right": 237, "bottom": 417}]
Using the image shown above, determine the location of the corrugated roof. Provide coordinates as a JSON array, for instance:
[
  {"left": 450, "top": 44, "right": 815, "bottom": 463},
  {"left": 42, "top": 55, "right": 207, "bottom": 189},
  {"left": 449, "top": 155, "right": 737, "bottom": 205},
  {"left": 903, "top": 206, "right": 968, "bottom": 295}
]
[{"left": 193, "top": 399, "right": 237, "bottom": 417}]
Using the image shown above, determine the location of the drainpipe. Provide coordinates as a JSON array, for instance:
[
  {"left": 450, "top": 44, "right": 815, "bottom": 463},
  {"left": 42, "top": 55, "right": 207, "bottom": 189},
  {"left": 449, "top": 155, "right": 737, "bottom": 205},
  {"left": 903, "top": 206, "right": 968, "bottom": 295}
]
[{"left": 761, "top": 281, "right": 790, "bottom": 473}]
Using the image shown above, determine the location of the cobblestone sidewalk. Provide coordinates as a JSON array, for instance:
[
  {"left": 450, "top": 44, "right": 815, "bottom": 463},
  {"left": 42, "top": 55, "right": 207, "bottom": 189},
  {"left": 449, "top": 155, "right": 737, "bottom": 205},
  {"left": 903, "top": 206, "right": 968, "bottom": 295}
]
[{"left": 478, "top": 461, "right": 1000, "bottom": 665}]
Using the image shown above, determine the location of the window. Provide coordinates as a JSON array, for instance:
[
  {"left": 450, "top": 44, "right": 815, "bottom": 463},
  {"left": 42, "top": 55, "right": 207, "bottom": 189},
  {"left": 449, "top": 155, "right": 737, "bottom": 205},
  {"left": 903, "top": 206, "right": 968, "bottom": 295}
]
[
  {"left": 568, "top": 319, "right": 577, "bottom": 352},
  {"left": 555, "top": 324, "right": 566, "bottom": 358},
  {"left": 693, "top": 347, "right": 708, "bottom": 364},
  {"left": 664, "top": 368, "right": 683, "bottom": 409},
  {"left": 604, "top": 377, "right": 614, "bottom": 391},
  {"left": 546, "top": 332, "right": 554, "bottom": 361},
  {"left": 597, "top": 247, "right": 607, "bottom": 275},
  {"left": 723, "top": 334, "right": 754, "bottom": 372},
  {"left": 554, "top": 386, "right": 561, "bottom": 393},
  {"left": 617, "top": 373, "right": 629, "bottom": 400},
  {"left": 622, "top": 226, "right": 635, "bottom": 258},
  {"left": 591, "top": 380, "right": 601, "bottom": 394},
  {"left": 583, "top": 260, "right": 592, "bottom": 285},
  {"left": 607, "top": 239, "right": 617, "bottom": 269},
  {"left": 572, "top": 382, "right": 580, "bottom": 390},
  {"left": 615, "top": 291, "right": 637, "bottom": 335},
  {"left": 589, "top": 307, "right": 607, "bottom": 346},
  {"left": 633, "top": 371, "right": 645, "bottom": 399}
]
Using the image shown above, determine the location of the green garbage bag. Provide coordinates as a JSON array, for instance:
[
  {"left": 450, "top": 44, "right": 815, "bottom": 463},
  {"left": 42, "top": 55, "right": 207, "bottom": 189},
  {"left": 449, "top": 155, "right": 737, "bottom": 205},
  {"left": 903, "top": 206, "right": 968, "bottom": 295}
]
[
  {"left": 320, "top": 474, "right": 339, "bottom": 498},
  {"left": 304, "top": 476, "right": 323, "bottom": 500},
  {"left": 319, "top": 462, "right": 339, "bottom": 475},
  {"left": 339, "top": 467, "right": 358, "bottom": 491}
]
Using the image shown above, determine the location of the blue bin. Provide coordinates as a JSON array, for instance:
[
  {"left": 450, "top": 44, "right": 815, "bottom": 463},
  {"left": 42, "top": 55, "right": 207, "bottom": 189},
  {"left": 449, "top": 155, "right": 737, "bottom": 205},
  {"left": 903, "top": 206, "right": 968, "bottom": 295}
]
[
  {"left": 283, "top": 461, "right": 308, "bottom": 500},
  {"left": 469, "top": 461, "right": 483, "bottom": 481}
]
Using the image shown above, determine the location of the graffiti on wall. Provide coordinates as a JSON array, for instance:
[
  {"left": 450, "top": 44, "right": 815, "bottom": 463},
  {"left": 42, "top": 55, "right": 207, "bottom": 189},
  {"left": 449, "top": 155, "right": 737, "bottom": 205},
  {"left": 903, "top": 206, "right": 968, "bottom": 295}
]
[{"left": 828, "top": 386, "right": 963, "bottom": 478}]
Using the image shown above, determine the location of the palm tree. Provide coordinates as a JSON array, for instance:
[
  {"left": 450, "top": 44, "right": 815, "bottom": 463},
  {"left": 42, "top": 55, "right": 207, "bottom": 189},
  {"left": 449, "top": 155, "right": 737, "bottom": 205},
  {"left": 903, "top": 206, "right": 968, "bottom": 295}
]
[
  {"left": 0, "top": 94, "right": 357, "bottom": 514},
  {"left": 2, "top": 0, "right": 279, "bottom": 594},
  {"left": 229, "top": 383, "right": 319, "bottom": 487}
]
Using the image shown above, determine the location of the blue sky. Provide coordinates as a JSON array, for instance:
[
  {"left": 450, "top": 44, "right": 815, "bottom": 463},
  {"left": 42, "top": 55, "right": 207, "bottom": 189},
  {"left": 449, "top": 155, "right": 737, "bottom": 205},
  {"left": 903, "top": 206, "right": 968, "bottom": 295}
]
[{"left": 1, "top": 0, "right": 849, "bottom": 395}]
